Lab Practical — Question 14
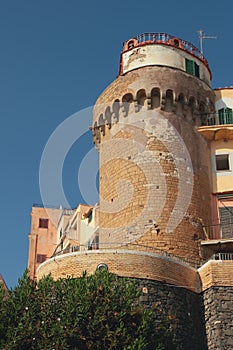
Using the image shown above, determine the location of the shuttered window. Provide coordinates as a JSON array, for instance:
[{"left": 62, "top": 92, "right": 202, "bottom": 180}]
[
  {"left": 218, "top": 108, "right": 233, "bottom": 125},
  {"left": 194, "top": 62, "right": 200, "bottom": 77},
  {"left": 185, "top": 59, "right": 200, "bottom": 78},
  {"left": 219, "top": 206, "right": 233, "bottom": 238}
]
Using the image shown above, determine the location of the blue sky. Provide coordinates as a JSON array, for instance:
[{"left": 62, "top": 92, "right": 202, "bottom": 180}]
[{"left": 1, "top": 0, "right": 232, "bottom": 288}]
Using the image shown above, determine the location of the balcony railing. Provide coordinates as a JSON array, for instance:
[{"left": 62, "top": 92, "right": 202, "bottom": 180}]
[
  {"left": 55, "top": 242, "right": 172, "bottom": 256},
  {"left": 202, "top": 223, "right": 233, "bottom": 240},
  {"left": 211, "top": 252, "right": 233, "bottom": 261},
  {"left": 201, "top": 112, "right": 233, "bottom": 126},
  {"left": 52, "top": 242, "right": 198, "bottom": 267}
]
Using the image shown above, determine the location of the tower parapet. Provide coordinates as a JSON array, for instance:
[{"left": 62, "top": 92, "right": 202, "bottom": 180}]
[
  {"left": 93, "top": 33, "right": 215, "bottom": 147},
  {"left": 119, "top": 32, "right": 211, "bottom": 84}
]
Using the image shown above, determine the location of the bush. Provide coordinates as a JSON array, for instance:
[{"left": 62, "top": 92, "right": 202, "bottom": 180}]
[{"left": 0, "top": 270, "right": 173, "bottom": 349}]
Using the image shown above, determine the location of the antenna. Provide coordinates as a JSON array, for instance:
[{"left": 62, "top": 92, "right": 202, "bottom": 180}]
[{"left": 197, "top": 29, "right": 217, "bottom": 54}]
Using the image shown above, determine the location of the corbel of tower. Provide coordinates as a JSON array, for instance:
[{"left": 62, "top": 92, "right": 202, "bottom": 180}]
[
  {"left": 147, "top": 93, "right": 152, "bottom": 110},
  {"left": 205, "top": 105, "right": 212, "bottom": 119},
  {"left": 192, "top": 100, "right": 199, "bottom": 123},
  {"left": 172, "top": 98, "right": 178, "bottom": 113},
  {"left": 93, "top": 137, "right": 100, "bottom": 150},
  {"left": 111, "top": 112, "right": 118, "bottom": 124},
  {"left": 134, "top": 99, "right": 139, "bottom": 113},
  {"left": 100, "top": 124, "right": 106, "bottom": 136},
  {"left": 93, "top": 127, "right": 101, "bottom": 144},
  {"left": 183, "top": 96, "right": 189, "bottom": 112},
  {"left": 112, "top": 100, "right": 120, "bottom": 124},
  {"left": 120, "top": 102, "right": 128, "bottom": 118},
  {"left": 104, "top": 106, "right": 112, "bottom": 129},
  {"left": 105, "top": 114, "right": 112, "bottom": 129},
  {"left": 160, "top": 92, "right": 166, "bottom": 111}
]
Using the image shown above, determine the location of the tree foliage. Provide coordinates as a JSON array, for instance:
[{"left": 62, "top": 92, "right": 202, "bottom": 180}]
[{"left": 0, "top": 270, "right": 174, "bottom": 349}]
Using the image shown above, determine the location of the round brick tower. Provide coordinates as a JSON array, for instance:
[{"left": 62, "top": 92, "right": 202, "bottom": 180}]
[
  {"left": 93, "top": 33, "right": 215, "bottom": 266},
  {"left": 37, "top": 34, "right": 217, "bottom": 348}
]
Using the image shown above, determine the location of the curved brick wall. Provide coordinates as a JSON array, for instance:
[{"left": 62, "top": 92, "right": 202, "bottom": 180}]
[
  {"left": 93, "top": 65, "right": 215, "bottom": 124},
  {"left": 199, "top": 260, "right": 233, "bottom": 291},
  {"left": 93, "top": 66, "right": 214, "bottom": 266},
  {"left": 37, "top": 250, "right": 199, "bottom": 292}
]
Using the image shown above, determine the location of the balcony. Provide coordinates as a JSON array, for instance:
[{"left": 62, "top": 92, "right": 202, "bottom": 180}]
[
  {"left": 198, "top": 115, "right": 233, "bottom": 141},
  {"left": 201, "top": 223, "right": 233, "bottom": 261},
  {"left": 201, "top": 111, "right": 233, "bottom": 127},
  {"left": 211, "top": 252, "right": 233, "bottom": 260}
]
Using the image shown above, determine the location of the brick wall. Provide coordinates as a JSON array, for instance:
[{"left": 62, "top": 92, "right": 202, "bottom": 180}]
[
  {"left": 199, "top": 260, "right": 233, "bottom": 291},
  {"left": 94, "top": 65, "right": 214, "bottom": 266},
  {"left": 37, "top": 250, "right": 199, "bottom": 292}
]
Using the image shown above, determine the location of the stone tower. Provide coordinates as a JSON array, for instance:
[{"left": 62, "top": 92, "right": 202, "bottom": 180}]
[
  {"left": 34, "top": 33, "right": 233, "bottom": 349},
  {"left": 93, "top": 33, "right": 215, "bottom": 265}
]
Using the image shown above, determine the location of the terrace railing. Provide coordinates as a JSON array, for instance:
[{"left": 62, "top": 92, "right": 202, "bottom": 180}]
[
  {"left": 211, "top": 252, "right": 233, "bottom": 261},
  {"left": 122, "top": 32, "right": 206, "bottom": 62},
  {"left": 53, "top": 242, "right": 199, "bottom": 267}
]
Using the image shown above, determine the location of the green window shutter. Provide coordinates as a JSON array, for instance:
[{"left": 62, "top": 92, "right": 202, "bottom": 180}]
[
  {"left": 185, "top": 59, "right": 194, "bottom": 75},
  {"left": 226, "top": 108, "right": 233, "bottom": 124},
  {"left": 186, "top": 59, "right": 200, "bottom": 77},
  {"left": 218, "top": 108, "right": 225, "bottom": 124},
  {"left": 194, "top": 62, "right": 200, "bottom": 77},
  {"left": 218, "top": 108, "right": 233, "bottom": 124}
]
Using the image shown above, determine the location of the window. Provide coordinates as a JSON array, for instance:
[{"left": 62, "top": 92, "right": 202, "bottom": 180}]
[
  {"left": 218, "top": 108, "right": 233, "bottom": 125},
  {"left": 216, "top": 154, "right": 230, "bottom": 171},
  {"left": 91, "top": 233, "right": 99, "bottom": 250},
  {"left": 87, "top": 210, "right": 93, "bottom": 224},
  {"left": 36, "top": 254, "right": 46, "bottom": 263},
  {"left": 39, "top": 218, "right": 49, "bottom": 229},
  {"left": 219, "top": 206, "right": 233, "bottom": 238},
  {"left": 185, "top": 59, "right": 200, "bottom": 78}
]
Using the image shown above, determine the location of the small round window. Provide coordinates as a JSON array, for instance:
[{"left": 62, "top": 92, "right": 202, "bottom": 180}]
[{"left": 96, "top": 263, "right": 108, "bottom": 271}]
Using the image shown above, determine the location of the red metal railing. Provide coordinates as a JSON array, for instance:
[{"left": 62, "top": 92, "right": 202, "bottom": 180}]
[{"left": 122, "top": 32, "right": 208, "bottom": 65}]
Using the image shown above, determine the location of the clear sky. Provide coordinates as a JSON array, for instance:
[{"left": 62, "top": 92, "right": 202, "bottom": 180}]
[{"left": 1, "top": 0, "right": 233, "bottom": 288}]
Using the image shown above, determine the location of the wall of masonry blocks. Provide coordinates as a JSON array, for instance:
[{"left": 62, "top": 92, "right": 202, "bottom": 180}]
[
  {"left": 37, "top": 250, "right": 199, "bottom": 292},
  {"left": 203, "top": 286, "right": 233, "bottom": 350},
  {"left": 98, "top": 127, "right": 211, "bottom": 265},
  {"left": 37, "top": 251, "right": 233, "bottom": 350},
  {"left": 94, "top": 65, "right": 214, "bottom": 267},
  {"left": 138, "top": 279, "right": 207, "bottom": 350},
  {"left": 37, "top": 251, "right": 207, "bottom": 350}
]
